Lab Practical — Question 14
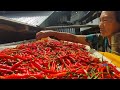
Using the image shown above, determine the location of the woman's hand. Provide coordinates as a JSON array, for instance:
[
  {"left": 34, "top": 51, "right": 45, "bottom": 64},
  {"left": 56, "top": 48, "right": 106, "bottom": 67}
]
[
  {"left": 36, "top": 30, "right": 57, "bottom": 40},
  {"left": 36, "top": 30, "right": 88, "bottom": 45}
]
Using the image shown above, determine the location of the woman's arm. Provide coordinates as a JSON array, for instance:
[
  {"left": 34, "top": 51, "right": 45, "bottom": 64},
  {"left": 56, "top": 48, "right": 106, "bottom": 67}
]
[
  {"left": 36, "top": 30, "right": 90, "bottom": 45},
  {"left": 55, "top": 32, "right": 89, "bottom": 45}
]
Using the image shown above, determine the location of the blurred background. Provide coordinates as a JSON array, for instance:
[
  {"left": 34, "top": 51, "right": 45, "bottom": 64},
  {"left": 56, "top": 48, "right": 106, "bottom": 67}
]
[{"left": 0, "top": 11, "right": 101, "bottom": 44}]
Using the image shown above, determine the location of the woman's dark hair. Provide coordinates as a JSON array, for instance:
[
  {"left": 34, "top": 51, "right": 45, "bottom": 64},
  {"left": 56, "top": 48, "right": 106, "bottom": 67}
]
[{"left": 114, "top": 11, "right": 120, "bottom": 23}]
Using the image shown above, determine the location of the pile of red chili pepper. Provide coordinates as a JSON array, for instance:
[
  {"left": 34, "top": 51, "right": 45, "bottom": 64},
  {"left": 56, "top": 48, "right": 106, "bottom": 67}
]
[{"left": 0, "top": 38, "right": 120, "bottom": 79}]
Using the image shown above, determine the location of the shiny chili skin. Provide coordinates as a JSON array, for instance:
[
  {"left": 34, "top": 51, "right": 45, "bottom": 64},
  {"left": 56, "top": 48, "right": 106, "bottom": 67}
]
[
  {"left": 4, "top": 73, "right": 44, "bottom": 79},
  {"left": 0, "top": 38, "right": 119, "bottom": 79},
  {"left": 32, "top": 61, "right": 58, "bottom": 74},
  {"left": 0, "top": 55, "right": 16, "bottom": 60},
  {"left": 0, "top": 64, "right": 11, "bottom": 69},
  {"left": 11, "top": 61, "right": 23, "bottom": 70},
  {"left": 0, "top": 68, "right": 13, "bottom": 73}
]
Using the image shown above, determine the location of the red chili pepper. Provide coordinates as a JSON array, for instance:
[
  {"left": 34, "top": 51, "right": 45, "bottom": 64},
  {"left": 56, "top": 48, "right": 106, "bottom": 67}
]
[
  {"left": 0, "top": 64, "right": 11, "bottom": 69},
  {"left": 11, "top": 61, "right": 23, "bottom": 70},
  {"left": 113, "top": 73, "right": 120, "bottom": 78},
  {"left": 16, "top": 67, "right": 28, "bottom": 73},
  {"left": 32, "top": 61, "right": 58, "bottom": 74},
  {"left": 80, "top": 62, "right": 88, "bottom": 66},
  {"left": 68, "top": 56, "right": 76, "bottom": 63},
  {"left": 0, "top": 76, "right": 5, "bottom": 79},
  {"left": 28, "top": 74, "right": 45, "bottom": 79},
  {"left": 26, "top": 69, "right": 31, "bottom": 74},
  {"left": 35, "top": 58, "right": 43, "bottom": 65},
  {"left": 76, "top": 69, "right": 85, "bottom": 74},
  {"left": 4, "top": 73, "right": 44, "bottom": 79},
  {"left": 65, "top": 58, "right": 72, "bottom": 67},
  {"left": 0, "top": 55, "right": 16, "bottom": 60},
  {"left": 62, "top": 59, "right": 70, "bottom": 69},
  {"left": 14, "top": 55, "right": 28, "bottom": 61},
  {"left": 69, "top": 68, "right": 78, "bottom": 73},
  {"left": 112, "top": 67, "right": 120, "bottom": 75},
  {"left": 29, "top": 63, "right": 35, "bottom": 69},
  {"left": 42, "top": 62, "right": 49, "bottom": 67},
  {"left": 100, "top": 67, "right": 105, "bottom": 79},
  {"left": 107, "top": 64, "right": 120, "bottom": 76},
  {"left": 111, "top": 75, "right": 117, "bottom": 79},
  {"left": 48, "top": 72, "right": 67, "bottom": 78},
  {"left": 80, "top": 58, "right": 89, "bottom": 63},
  {"left": 51, "top": 61, "right": 56, "bottom": 71},
  {"left": 85, "top": 65, "right": 90, "bottom": 72},
  {"left": 23, "top": 50, "right": 33, "bottom": 55},
  {"left": 0, "top": 38, "right": 119, "bottom": 79},
  {"left": 0, "top": 68, "right": 13, "bottom": 73}
]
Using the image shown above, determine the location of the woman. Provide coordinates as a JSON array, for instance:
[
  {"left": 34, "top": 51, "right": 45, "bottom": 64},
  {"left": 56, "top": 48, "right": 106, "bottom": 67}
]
[{"left": 36, "top": 11, "right": 120, "bottom": 54}]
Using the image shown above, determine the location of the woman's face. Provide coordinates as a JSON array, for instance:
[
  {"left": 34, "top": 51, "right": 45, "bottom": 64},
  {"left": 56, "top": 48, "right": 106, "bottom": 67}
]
[{"left": 99, "top": 11, "right": 120, "bottom": 37}]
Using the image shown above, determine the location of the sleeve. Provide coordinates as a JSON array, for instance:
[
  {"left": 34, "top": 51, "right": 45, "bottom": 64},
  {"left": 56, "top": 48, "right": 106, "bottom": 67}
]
[{"left": 85, "top": 34, "right": 99, "bottom": 48}]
